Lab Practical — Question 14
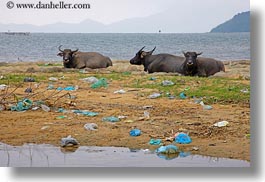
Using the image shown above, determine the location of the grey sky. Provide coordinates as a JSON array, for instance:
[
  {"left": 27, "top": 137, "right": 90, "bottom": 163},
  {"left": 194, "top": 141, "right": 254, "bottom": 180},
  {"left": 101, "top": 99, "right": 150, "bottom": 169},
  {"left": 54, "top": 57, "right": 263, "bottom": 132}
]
[{"left": 0, "top": 0, "right": 249, "bottom": 32}]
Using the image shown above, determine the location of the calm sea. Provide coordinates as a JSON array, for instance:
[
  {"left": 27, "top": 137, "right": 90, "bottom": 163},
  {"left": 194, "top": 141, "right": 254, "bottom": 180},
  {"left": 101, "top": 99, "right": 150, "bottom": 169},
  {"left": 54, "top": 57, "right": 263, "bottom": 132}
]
[{"left": 0, "top": 33, "right": 250, "bottom": 62}]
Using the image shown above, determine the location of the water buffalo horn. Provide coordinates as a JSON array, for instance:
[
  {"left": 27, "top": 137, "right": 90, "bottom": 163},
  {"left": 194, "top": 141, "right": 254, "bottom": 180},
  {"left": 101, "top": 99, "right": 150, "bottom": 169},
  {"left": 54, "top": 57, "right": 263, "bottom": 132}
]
[{"left": 58, "top": 45, "right": 64, "bottom": 52}]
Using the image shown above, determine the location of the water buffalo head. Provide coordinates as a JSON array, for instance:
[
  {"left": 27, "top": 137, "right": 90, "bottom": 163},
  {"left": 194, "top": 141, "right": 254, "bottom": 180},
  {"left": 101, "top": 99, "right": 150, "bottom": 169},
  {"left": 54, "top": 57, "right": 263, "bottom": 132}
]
[
  {"left": 130, "top": 46, "right": 156, "bottom": 65},
  {"left": 57, "top": 45, "right": 79, "bottom": 63},
  {"left": 182, "top": 51, "right": 202, "bottom": 76}
]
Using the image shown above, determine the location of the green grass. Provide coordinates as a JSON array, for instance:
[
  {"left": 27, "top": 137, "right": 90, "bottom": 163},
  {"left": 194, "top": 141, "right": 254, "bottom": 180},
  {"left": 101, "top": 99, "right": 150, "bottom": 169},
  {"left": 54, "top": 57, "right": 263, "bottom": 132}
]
[{"left": 0, "top": 74, "right": 47, "bottom": 84}]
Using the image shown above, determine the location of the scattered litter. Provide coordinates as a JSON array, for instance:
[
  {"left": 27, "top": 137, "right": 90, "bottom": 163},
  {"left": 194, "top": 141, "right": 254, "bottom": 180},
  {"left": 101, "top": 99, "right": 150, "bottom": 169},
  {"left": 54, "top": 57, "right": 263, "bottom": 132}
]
[
  {"left": 149, "top": 77, "right": 156, "bottom": 80},
  {"left": 114, "top": 89, "right": 126, "bottom": 94},
  {"left": 41, "top": 104, "right": 51, "bottom": 112},
  {"left": 24, "top": 87, "right": 32, "bottom": 93},
  {"left": 166, "top": 93, "right": 176, "bottom": 99},
  {"left": 129, "top": 129, "right": 141, "bottom": 136},
  {"left": 148, "top": 93, "right": 161, "bottom": 99},
  {"left": 183, "top": 87, "right": 190, "bottom": 91},
  {"left": 24, "top": 77, "right": 35, "bottom": 82},
  {"left": 162, "top": 80, "right": 174, "bottom": 86},
  {"left": 84, "top": 123, "right": 98, "bottom": 131},
  {"left": 144, "top": 111, "right": 150, "bottom": 119},
  {"left": 11, "top": 99, "right": 33, "bottom": 111},
  {"left": 47, "top": 84, "right": 55, "bottom": 90},
  {"left": 240, "top": 88, "right": 249, "bottom": 93},
  {"left": 124, "top": 119, "right": 134, "bottom": 123},
  {"left": 200, "top": 101, "right": 213, "bottom": 110},
  {"left": 175, "top": 132, "right": 192, "bottom": 144},
  {"left": 91, "top": 78, "right": 108, "bottom": 89},
  {"left": 191, "top": 147, "right": 199, "bottom": 151},
  {"left": 32, "top": 106, "right": 40, "bottom": 111},
  {"left": 60, "top": 135, "right": 79, "bottom": 147},
  {"left": 156, "top": 145, "right": 178, "bottom": 154},
  {"left": 48, "top": 77, "right": 58, "bottom": 81},
  {"left": 0, "top": 104, "right": 5, "bottom": 111},
  {"left": 41, "top": 126, "right": 50, "bottom": 130},
  {"left": 149, "top": 139, "right": 162, "bottom": 145},
  {"left": 72, "top": 110, "right": 99, "bottom": 117},
  {"left": 57, "top": 86, "right": 76, "bottom": 91},
  {"left": 142, "top": 105, "right": 153, "bottom": 109},
  {"left": 58, "top": 108, "right": 67, "bottom": 113},
  {"left": 245, "top": 134, "right": 251, "bottom": 139},
  {"left": 56, "top": 115, "right": 67, "bottom": 119},
  {"left": 118, "top": 115, "right": 127, "bottom": 119},
  {"left": 179, "top": 92, "right": 187, "bottom": 99},
  {"left": 213, "top": 121, "right": 229, "bottom": 127},
  {"left": 193, "top": 97, "right": 203, "bottom": 104},
  {"left": 102, "top": 116, "right": 120, "bottom": 122},
  {"left": 0, "top": 84, "right": 8, "bottom": 90},
  {"left": 80, "top": 77, "right": 98, "bottom": 83}
]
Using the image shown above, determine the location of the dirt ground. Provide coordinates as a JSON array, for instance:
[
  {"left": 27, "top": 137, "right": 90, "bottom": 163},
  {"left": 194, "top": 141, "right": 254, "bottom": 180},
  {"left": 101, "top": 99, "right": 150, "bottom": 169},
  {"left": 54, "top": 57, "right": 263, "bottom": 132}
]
[{"left": 0, "top": 60, "right": 250, "bottom": 161}]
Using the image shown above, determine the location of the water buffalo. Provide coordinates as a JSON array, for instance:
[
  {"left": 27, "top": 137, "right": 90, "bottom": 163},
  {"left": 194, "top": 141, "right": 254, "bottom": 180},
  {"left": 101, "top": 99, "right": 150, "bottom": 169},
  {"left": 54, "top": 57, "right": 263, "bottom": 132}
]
[
  {"left": 181, "top": 51, "right": 225, "bottom": 77},
  {"left": 57, "top": 45, "right": 112, "bottom": 69},
  {"left": 130, "top": 46, "right": 184, "bottom": 74}
]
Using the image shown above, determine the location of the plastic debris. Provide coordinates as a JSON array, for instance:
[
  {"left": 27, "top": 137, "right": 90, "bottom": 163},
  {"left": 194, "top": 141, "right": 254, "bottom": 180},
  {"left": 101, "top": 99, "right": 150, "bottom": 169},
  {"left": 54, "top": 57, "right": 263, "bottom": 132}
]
[
  {"left": 80, "top": 77, "right": 99, "bottom": 83},
  {"left": 91, "top": 78, "right": 108, "bottom": 89},
  {"left": 149, "top": 139, "right": 162, "bottom": 145},
  {"left": 0, "top": 104, "right": 5, "bottom": 111},
  {"left": 144, "top": 111, "right": 150, "bottom": 119},
  {"left": 24, "top": 87, "right": 32, "bottom": 93},
  {"left": 192, "top": 147, "right": 199, "bottom": 151},
  {"left": 60, "top": 135, "right": 79, "bottom": 147},
  {"left": 193, "top": 97, "right": 203, "bottom": 104},
  {"left": 11, "top": 99, "right": 33, "bottom": 111},
  {"left": 184, "top": 87, "right": 190, "bottom": 91},
  {"left": 102, "top": 116, "right": 120, "bottom": 122},
  {"left": 118, "top": 115, "right": 127, "bottom": 119},
  {"left": 200, "top": 101, "right": 213, "bottom": 110},
  {"left": 47, "top": 84, "right": 55, "bottom": 90},
  {"left": 148, "top": 93, "right": 161, "bottom": 99},
  {"left": 156, "top": 145, "right": 178, "bottom": 154},
  {"left": 48, "top": 77, "right": 58, "bottom": 81},
  {"left": 179, "top": 92, "right": 187, "bottom": 99},
  {"left": 41, "top": 104, "right": 51, "bottom": 112},
  {"left": 245, "top": 134, "right": 250, "bottom": 139},
  {"left": 0, "top": 84, "right": 8, "bottom": 90},
  {"left": 175, "top": 132, "right": 192, "bottom": 144},
  {"left": 162, "top": 80, "right": 174, "bottom": 86},
  {"left": 57, "top": 86, "right": 76, "bottom": 91},
  {"left": 72, "top": 110, "right": 99, "bottom": 117},
  {"left": 24, "top": 77, "right": 35, "bottom": 82},
  {"left": 114, "top": 89, "right": 126, "bottom": 94},
  {"left": 84, "top": 123, "right": 98, "bottom": 131},
  {"left": 240, "top": 88, "right": 249, "bottom": 93},
  {"left": 213, "top": 121, "right": 229, "bottom": 127},
  {"left": 143, "top": 105, "right": 153, "bottom": 109},
  {"left": 149, "top": 77, "right": 157, "bottom": 80},
  {"left": 32, "top": 106, "right": 40, "bottom": 111},
  {"left": 129, "top": 129, "right": 141, "bottom": 136},
  {"left": 56, "top": 115, "right": 67, "bottom": 119},
  {"left": 58, "top": 108, "right": 67, "bottom": 113},
  {"left": 41, "top": 126, "right": 50, "bottom": 130}
]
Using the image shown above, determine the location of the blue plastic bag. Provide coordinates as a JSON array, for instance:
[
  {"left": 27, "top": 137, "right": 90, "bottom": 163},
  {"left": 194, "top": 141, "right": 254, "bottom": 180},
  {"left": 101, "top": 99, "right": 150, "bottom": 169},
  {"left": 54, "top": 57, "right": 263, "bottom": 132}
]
[
  {"left": 175, "top": 133, "right": 192, "bottom": 144},
  {"left": 129, "top": 129, "right": 141, "bottom": 136},
  {"left": 156, "top": 145, "right": 178, "bottom": 154},
  {"left": 149, "top": 139, "right": 162, "bottom": 145},
  {"left": 179, "top": 92, "right": 187, "bottom": 99},
  {"left": 102, "top": 116, "right": 120, "bottom": 122}
]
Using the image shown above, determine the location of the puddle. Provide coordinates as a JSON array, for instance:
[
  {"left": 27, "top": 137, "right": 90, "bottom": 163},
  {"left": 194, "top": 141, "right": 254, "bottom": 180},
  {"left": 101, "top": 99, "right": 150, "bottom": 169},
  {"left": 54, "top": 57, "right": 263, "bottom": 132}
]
[{"left": 0, "top": 143, "right": 250, "bottom": 167}]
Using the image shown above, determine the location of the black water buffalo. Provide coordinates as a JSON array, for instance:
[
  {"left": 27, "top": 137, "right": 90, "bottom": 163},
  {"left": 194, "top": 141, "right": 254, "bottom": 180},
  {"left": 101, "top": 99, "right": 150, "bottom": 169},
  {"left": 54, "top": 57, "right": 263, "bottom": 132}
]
[
  {"left": 57, "top": 45, "right": 112, "bottom": 69},
  {"left": 130, "top": 47, "right": 184, "bottom": 74},
  {"left": 182, "top": 51, "right": 225, "bottom": 77}
]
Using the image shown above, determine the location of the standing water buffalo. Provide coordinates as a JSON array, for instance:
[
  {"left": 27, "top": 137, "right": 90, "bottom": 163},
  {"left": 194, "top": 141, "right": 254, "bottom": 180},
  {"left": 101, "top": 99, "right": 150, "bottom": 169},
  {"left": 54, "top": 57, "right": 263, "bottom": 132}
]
[
  {"left": 130, "top": 46, "right": 184, "bottom": 74},
  {"left": 182, "top": 51, "right": 225, "bottom": 77},
  {"left": 57, "top": 45, "right": 112, "bottom": 69}
]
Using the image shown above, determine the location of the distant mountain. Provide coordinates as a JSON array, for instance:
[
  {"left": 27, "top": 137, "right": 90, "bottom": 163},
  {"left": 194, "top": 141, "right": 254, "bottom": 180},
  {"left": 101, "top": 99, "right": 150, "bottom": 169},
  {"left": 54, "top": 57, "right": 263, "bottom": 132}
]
[{"left": 210, "top": 11, "right": 250, "bottom": 33}]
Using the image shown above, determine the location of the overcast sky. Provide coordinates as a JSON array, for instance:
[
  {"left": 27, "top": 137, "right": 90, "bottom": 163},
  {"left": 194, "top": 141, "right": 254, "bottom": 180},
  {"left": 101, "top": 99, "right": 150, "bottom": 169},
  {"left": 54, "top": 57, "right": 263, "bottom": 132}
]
[{"left": 0, "top": 0, "right": 249, "bottom": 32}]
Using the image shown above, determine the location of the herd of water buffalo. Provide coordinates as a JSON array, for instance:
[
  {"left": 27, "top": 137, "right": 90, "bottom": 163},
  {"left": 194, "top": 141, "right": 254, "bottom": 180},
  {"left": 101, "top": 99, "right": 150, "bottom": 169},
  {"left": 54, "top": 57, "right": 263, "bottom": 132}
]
[{"left": 57, "top": 45, "right": 225, "bottom": 77}]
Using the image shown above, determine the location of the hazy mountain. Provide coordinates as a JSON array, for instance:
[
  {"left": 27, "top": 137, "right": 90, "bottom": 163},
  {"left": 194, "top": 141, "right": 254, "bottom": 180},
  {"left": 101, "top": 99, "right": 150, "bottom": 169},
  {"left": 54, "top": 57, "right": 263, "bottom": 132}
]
[{"left": 210, "top": 11, "right": 250, "bottom": 33}]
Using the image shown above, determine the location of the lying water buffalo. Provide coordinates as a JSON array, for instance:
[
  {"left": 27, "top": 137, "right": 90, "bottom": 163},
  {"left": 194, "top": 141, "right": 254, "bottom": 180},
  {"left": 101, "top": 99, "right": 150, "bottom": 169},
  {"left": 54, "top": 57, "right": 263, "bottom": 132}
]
[
  {"left": 130, "top": 46, "right": 184, "bottom": 74},
  {"left": 57, "top": 45, "right": 112, "bottom": 69},
  {"left": 182, "top": 51, "right": 225, "bottom": 77}
]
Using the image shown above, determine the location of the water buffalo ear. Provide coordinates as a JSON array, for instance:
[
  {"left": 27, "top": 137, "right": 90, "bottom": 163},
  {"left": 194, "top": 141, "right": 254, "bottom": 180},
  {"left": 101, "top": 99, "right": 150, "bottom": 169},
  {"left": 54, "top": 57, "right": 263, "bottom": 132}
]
[
  {"left": 140, "top": 52, "right": 147, "bottom": 58},
  {"left": 57, "top": 52, "right": 63, "bottom": 57},
  {"left": 197, "top": 52, "right": 203, "bottom": 56}
]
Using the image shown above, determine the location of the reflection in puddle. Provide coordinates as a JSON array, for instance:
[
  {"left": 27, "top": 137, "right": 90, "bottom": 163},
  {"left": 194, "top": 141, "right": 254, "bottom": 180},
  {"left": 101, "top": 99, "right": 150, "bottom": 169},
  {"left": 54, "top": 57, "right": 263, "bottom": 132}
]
[{"left": 0, "top": 143, "right": 250, "bottom": 167}]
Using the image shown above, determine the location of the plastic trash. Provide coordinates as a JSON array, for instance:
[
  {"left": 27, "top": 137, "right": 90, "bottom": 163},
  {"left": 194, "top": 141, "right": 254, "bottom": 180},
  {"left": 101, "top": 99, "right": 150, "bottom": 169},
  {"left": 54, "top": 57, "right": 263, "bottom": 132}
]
[
  {"left": 144, "top": 111, "right": 150, "bottom": 119},
  {"left": 48, "top": 77, "right": 58, "bottom": 81},
  {"left": 240, "top": 88, "right": 249, "bottom": 93},
  {"left": 57, "top": 86, "right": 76, "bottom": 91},
  {"left": 102, "top": 116, "right": 120, "bottom": 122},
  {"left": 80, "top": 77, "right": 99, "bottom": 83},
  {"left": 162, "top": 80, "right": 174, "bottom": 86},
  {"left": 129, "top": 129, "right": 141, "bottom": 136},
  {"left": 148, "top": 93, "right": 161, "bottom": 99},
  {"left": 32, "top": 106, "right": 39, "bottom": 111},
  {"left": 60, "top": 135, "right": 79, "bottom": 147},
  {"left": 0, "top": 84, "right": 7, "bottom": 90},
  {"left": 24, "top": 77, "right": 35, "bottom": 82},
  {"left": 149, "top": 77, "right": 157, "bottom": 80},
  {"left": 58, "top": 108, "right": 67, "bottom": 113},
  {"left": 11, "top": 98, "right": 33, "bottom": 111},
  {"left": 41, "top": 104, "right": 51, "bottom": 112},
  {"left": 193, "top": 97, "right": 203, "bottom": 104},
  {"left": 200, "top": 101, "right": 213, "bottom": 110},
  {"left": 114, "top": 89, "right": 126, "bottom": 94},
  {"left": 175, "top": 132, "right": 192, "bottom": 144},
  {"left": 72, "top": 110, "right": 99, "bottom": 117},
  {"left": 56, "top": 115, "right": 67, "bottom": 119},
  {"left": 84, "top": 123, "right": 98, "bottom": 131},
  {"left": 47, "top": 84, "right": 55, "bottom": 90},
  {"left": 24, "top": 87, "right": 32, "bottom": 93},
  {"left": 156, "top": 145, "right": 178, "bottom": 154},
  {"left": 0, "top": 104, "right": 5, "bottom": 111},
  {"left": 149, "top": 139, "right": 162, "bottom": 145},
  {"left": 213, "top": 121, "right": 229, "bottom": 127},
  {"left": 91, "top": 78, "right": 108, "bottom": 89},
  {"left": 179, "top": 92, "right": 187, "bottom": 99}
]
